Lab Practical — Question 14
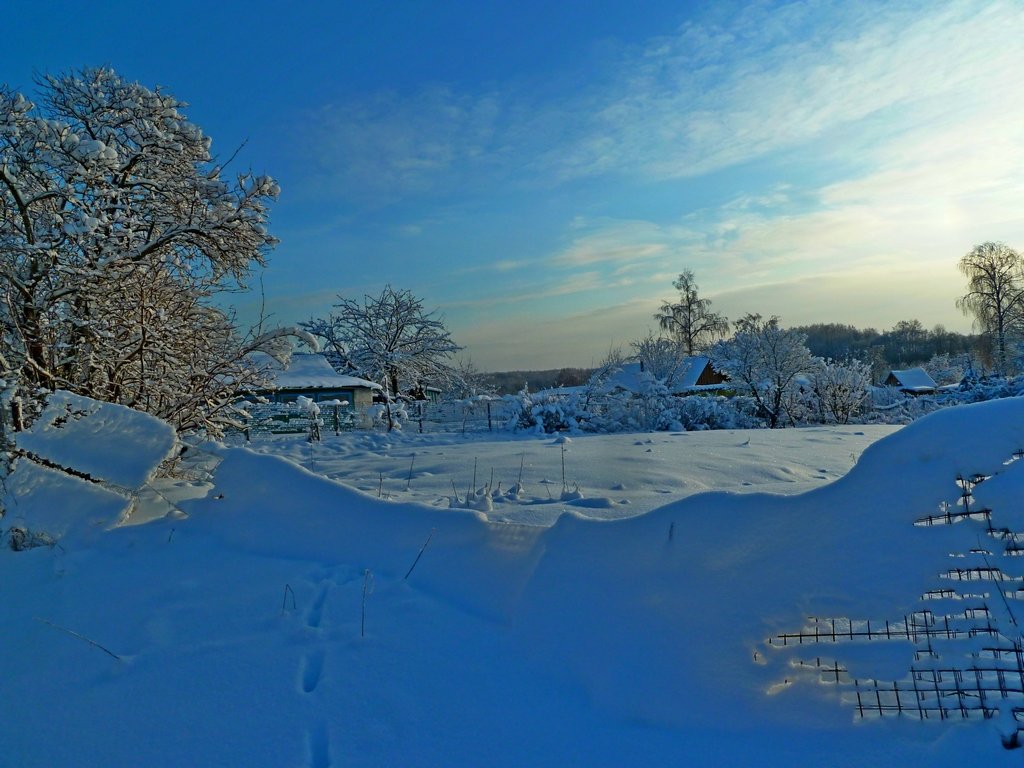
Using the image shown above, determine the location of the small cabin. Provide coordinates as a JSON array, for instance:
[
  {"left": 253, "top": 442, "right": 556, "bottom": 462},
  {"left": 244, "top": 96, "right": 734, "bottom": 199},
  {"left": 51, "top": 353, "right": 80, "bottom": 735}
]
[
  {"left": 250, "top": 353, "right": 381, "bottom": 410},
  {"left": 884, "top": 367, "right": 937, "bottom": 395}
]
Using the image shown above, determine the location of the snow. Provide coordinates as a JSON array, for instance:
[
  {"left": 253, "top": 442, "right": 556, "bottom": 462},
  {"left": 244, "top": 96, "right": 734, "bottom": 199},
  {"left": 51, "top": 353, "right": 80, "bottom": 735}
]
[
  {"left": 6, "top": 392, "right": 178, "bottom": 539},
  {"left": 889, "top": 367, "right": 938, "bottom": 392},
  {"left": 4, "top": 398, "right": 1024, "bottom": 765},
  {"left": 252, "top": 351, "right": 381, "bottom": 391},
  {"left": 14, "top": 390, "right": 177, "bottom": 488},
  {"left": 239, "top": 425, "right": 898, "bottom": 525},
  {"left": 600, "top": 357, "right": 720, "bottom": 394}
]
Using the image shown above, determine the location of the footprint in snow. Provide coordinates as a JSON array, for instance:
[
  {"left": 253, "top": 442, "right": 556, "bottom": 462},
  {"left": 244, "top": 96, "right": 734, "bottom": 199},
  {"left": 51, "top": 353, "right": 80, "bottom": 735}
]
[
  {"left": 307, "top": 721, "right": 331, "bottom": 768},
  {"left": 300, "top": 648, "right": 325, "bottom": 694},
  {"left": 306, "top": 583, "right": 330, "bottom": 629}
]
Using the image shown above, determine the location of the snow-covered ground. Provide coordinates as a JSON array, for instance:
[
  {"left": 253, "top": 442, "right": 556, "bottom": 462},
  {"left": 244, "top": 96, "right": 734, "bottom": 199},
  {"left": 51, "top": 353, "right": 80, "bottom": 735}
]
[
  {"left": 5, "top": 399, "right": 1024, "bottom": 766},
  {"left": 230, "top": 424, "right": 899, "bottom": 526}
]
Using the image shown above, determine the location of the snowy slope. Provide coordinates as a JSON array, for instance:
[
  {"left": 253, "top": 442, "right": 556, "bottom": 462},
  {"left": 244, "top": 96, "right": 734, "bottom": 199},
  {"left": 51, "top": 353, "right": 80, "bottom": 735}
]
[{"left": 2, "top": 400, "right": 1024, "bottom": 766}]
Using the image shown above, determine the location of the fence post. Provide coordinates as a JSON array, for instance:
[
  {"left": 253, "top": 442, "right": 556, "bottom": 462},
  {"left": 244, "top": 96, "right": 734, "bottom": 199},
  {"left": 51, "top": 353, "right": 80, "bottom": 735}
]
[{"left": 487, "top": 401, "right": 492, "bottom": 431}]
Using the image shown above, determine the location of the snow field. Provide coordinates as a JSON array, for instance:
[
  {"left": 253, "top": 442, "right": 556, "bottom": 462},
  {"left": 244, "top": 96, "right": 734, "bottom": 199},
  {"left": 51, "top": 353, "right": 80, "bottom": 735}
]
[{"left": 5, "top": 397, "right": 1024, "bottom": 765}]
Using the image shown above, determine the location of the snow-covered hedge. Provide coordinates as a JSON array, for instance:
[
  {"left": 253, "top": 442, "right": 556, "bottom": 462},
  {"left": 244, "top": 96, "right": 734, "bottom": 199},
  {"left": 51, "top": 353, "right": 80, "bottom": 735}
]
[{"left": 497, "top": 370, "right": 1024, "bottom": 435}]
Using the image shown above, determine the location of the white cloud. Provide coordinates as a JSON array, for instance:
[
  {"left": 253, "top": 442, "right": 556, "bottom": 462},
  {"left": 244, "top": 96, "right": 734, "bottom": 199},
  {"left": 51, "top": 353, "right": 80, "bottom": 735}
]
[{"left": 550, "top": 218, "right": 697, "bottom": 269}]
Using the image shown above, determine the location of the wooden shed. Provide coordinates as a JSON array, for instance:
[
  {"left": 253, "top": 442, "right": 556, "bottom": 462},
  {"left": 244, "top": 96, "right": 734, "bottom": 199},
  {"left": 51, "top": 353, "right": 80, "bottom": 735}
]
[{"left": 251, "top": 353, "right": 381, "bottom": 410}]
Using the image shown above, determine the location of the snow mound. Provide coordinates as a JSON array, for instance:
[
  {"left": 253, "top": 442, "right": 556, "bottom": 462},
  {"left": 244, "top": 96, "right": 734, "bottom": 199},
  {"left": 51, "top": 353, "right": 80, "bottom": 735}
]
[{"left": 15, "top": 391, "right": 177, "bottom": 488}]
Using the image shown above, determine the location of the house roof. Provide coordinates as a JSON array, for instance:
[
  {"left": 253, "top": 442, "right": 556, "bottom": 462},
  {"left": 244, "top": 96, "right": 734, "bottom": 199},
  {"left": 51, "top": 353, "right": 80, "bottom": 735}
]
[
  {"left": 603, "top": 357, "right": 724, "bottom": 394},
  {"left": 253, "top": 353, "right": 381, "bottom": 391},
  {"left": 887, "top": 367, "right": 937, "bottom": 392}
]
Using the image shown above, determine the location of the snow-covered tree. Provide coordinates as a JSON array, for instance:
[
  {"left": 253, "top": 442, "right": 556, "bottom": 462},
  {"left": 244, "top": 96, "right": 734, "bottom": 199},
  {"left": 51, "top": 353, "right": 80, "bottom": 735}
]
[
  {"left": 655, "top": 270, "right": 729, "bottom": 354},
  {"left": 956, "top": 242, "right": 1024, "bottom": 375},
  {"left": 924, "top": 352, "right": 972, "bottom": 387},
  {"left": 630, "top": 333, "right": 690, "bottom": 389},
  {"left": 710, "top": 314, "right": 815, "bottom": 428},
  {"left": 442, "top": 357, "right": 495, "bottom": 400},
  {"left": 302, "top": 285, "right": 461, "bottom": 430},
  {"left": 810, "top": 358, "right": 871, "bottom": 424},
  {"left": 0, "top": 67, "right": 286, "bottom": 433}
]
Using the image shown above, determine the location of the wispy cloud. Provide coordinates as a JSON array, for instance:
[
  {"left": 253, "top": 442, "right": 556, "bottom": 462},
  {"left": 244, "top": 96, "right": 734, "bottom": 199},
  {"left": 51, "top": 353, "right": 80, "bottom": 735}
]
[
  {"left": 550, "top": 218, "right": 702, "bottom": 268},
  {"left": 299, "top": 86, "right": 505, "bottom": 202},
  {"left": 443, "top": 271, "right": 609, "bottom": 310},
  {"left": 556, "top": 0, "right": 1024, "bottom": 182},
  {"left": 294, "top": 1, "right": 1024, "bottom": 202}
]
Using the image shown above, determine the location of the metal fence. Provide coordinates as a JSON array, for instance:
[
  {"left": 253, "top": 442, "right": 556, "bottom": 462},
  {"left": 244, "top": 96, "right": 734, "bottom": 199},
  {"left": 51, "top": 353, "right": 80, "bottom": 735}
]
[
  {"left": 238, "top": 398, "right": 519, "bottom": 438},
  {"left": 403, "top": 399, "right": 513, "bottom": 433}
]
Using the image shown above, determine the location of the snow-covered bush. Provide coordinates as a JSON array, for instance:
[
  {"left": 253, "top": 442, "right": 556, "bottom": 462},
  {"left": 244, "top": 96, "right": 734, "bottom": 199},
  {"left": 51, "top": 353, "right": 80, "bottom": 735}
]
[
  {"left": 674, "top": 395, "right": 761, "bottom": 431},
  {"left": 505, "top": 388, "right": 587, "bottom": 433},
  {"left": 367, "top": 402, "right": 409, "bottom": 430},
  {"left": 295, "top": 396, "right": 323, "bottom": 441},
  {"left": 810, "top": 359, "right": 871, "bottom": 424}
]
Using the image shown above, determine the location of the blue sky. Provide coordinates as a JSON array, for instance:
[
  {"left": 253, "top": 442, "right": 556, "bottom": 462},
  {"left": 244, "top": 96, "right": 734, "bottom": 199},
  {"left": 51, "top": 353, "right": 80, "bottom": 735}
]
[{"left": 6, "top": 0, "right": 1023, "bottom": 369}]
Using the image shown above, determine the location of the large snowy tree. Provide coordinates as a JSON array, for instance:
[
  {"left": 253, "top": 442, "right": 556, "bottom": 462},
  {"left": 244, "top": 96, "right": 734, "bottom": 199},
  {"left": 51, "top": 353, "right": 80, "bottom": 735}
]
[
  {"left": 301, "top": 285, "right": 461, "bottom": 430},
  {"left": 0, "top": 67, "right": 288, "bottom": 433},
  {"left": 655, "top": 270, "right": 729, "bottom": 355},
  {"left": 710, "top": 314, "right": 815, "bottom": 428},
  {"left": 956, "top": 242, "right": 1024, "bottom": 375}
]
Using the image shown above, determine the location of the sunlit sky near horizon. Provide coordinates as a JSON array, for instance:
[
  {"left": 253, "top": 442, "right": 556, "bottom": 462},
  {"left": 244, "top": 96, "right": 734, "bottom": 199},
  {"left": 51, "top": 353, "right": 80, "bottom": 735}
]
[{"left": 6, "top": 0, "right": 1023, "bottom": 370}]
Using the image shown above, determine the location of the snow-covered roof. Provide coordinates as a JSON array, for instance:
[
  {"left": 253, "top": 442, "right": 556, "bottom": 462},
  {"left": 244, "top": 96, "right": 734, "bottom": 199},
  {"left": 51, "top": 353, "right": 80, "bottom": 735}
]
[
  {"left": 604, "top": 357, "right": 723, "bottom": 394},
  {"left": 676, "top": 355, "right": 717, "bottom": 389},
  {"left": 253, "top": 353, "right": 381, "bottom": 391},
  {"left": 887, "top": 367, "right": 937, "bottom": 392}
]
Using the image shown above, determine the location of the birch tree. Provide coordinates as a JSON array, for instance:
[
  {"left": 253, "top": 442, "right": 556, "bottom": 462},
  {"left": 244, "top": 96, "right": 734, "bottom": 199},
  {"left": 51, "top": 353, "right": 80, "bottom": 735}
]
[
  {"left": 956, "top": 242, "right": 1024, "bottom": 375},
  {"left": 656, "top": 270, "right": 729, "bottom": 354}
]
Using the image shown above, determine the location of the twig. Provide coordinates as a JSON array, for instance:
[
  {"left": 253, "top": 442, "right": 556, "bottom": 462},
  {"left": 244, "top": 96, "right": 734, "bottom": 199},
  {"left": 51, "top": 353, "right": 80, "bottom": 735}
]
[
  {"left": 378, "top": 472, "right": 383, "bottom": 499},
  {"left": 561, "top": 445, "right": 566, "bottom": 491},
  {"left": 281, "top": 583, "right": 296, "bottom": 615},
  {"left": 405, "top": 528, "right": 436, "bottom": 581},
  {"left": 518, "top": 451, "right": 526, "bottom": 486},
  {"left": 34, "top": 617, "right": 121, "bottom": 661},
  {"left": 450, "top": 478, "right": 461, "bottom": 504},
  {"left": 167, "top": 528, "right": 175, "bottom": 543},
  {"left": 406, "top": 454, "right": 416, "bottom": 491}
]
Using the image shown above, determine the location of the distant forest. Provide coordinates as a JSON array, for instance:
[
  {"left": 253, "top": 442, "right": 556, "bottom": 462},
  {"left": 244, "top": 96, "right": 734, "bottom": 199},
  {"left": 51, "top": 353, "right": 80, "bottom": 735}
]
[
  {"left": 483, "top": 368, "right": 592, "bottom": 395},
  {"left": 483, "top": 320, "right": 980, "bottom": 394}
]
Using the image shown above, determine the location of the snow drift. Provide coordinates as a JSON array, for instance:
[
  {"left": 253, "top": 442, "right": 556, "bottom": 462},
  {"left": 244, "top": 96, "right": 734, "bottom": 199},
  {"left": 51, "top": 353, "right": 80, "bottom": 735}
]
[{"left": 2, "top": 397, "right": 1024, "bottom": 765}]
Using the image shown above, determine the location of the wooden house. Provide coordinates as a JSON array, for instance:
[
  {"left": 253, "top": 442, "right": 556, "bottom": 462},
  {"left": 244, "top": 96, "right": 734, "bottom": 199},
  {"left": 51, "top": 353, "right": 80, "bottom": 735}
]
[{"left": 884, "top": 367, "right": 937, "bottom": 395}]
